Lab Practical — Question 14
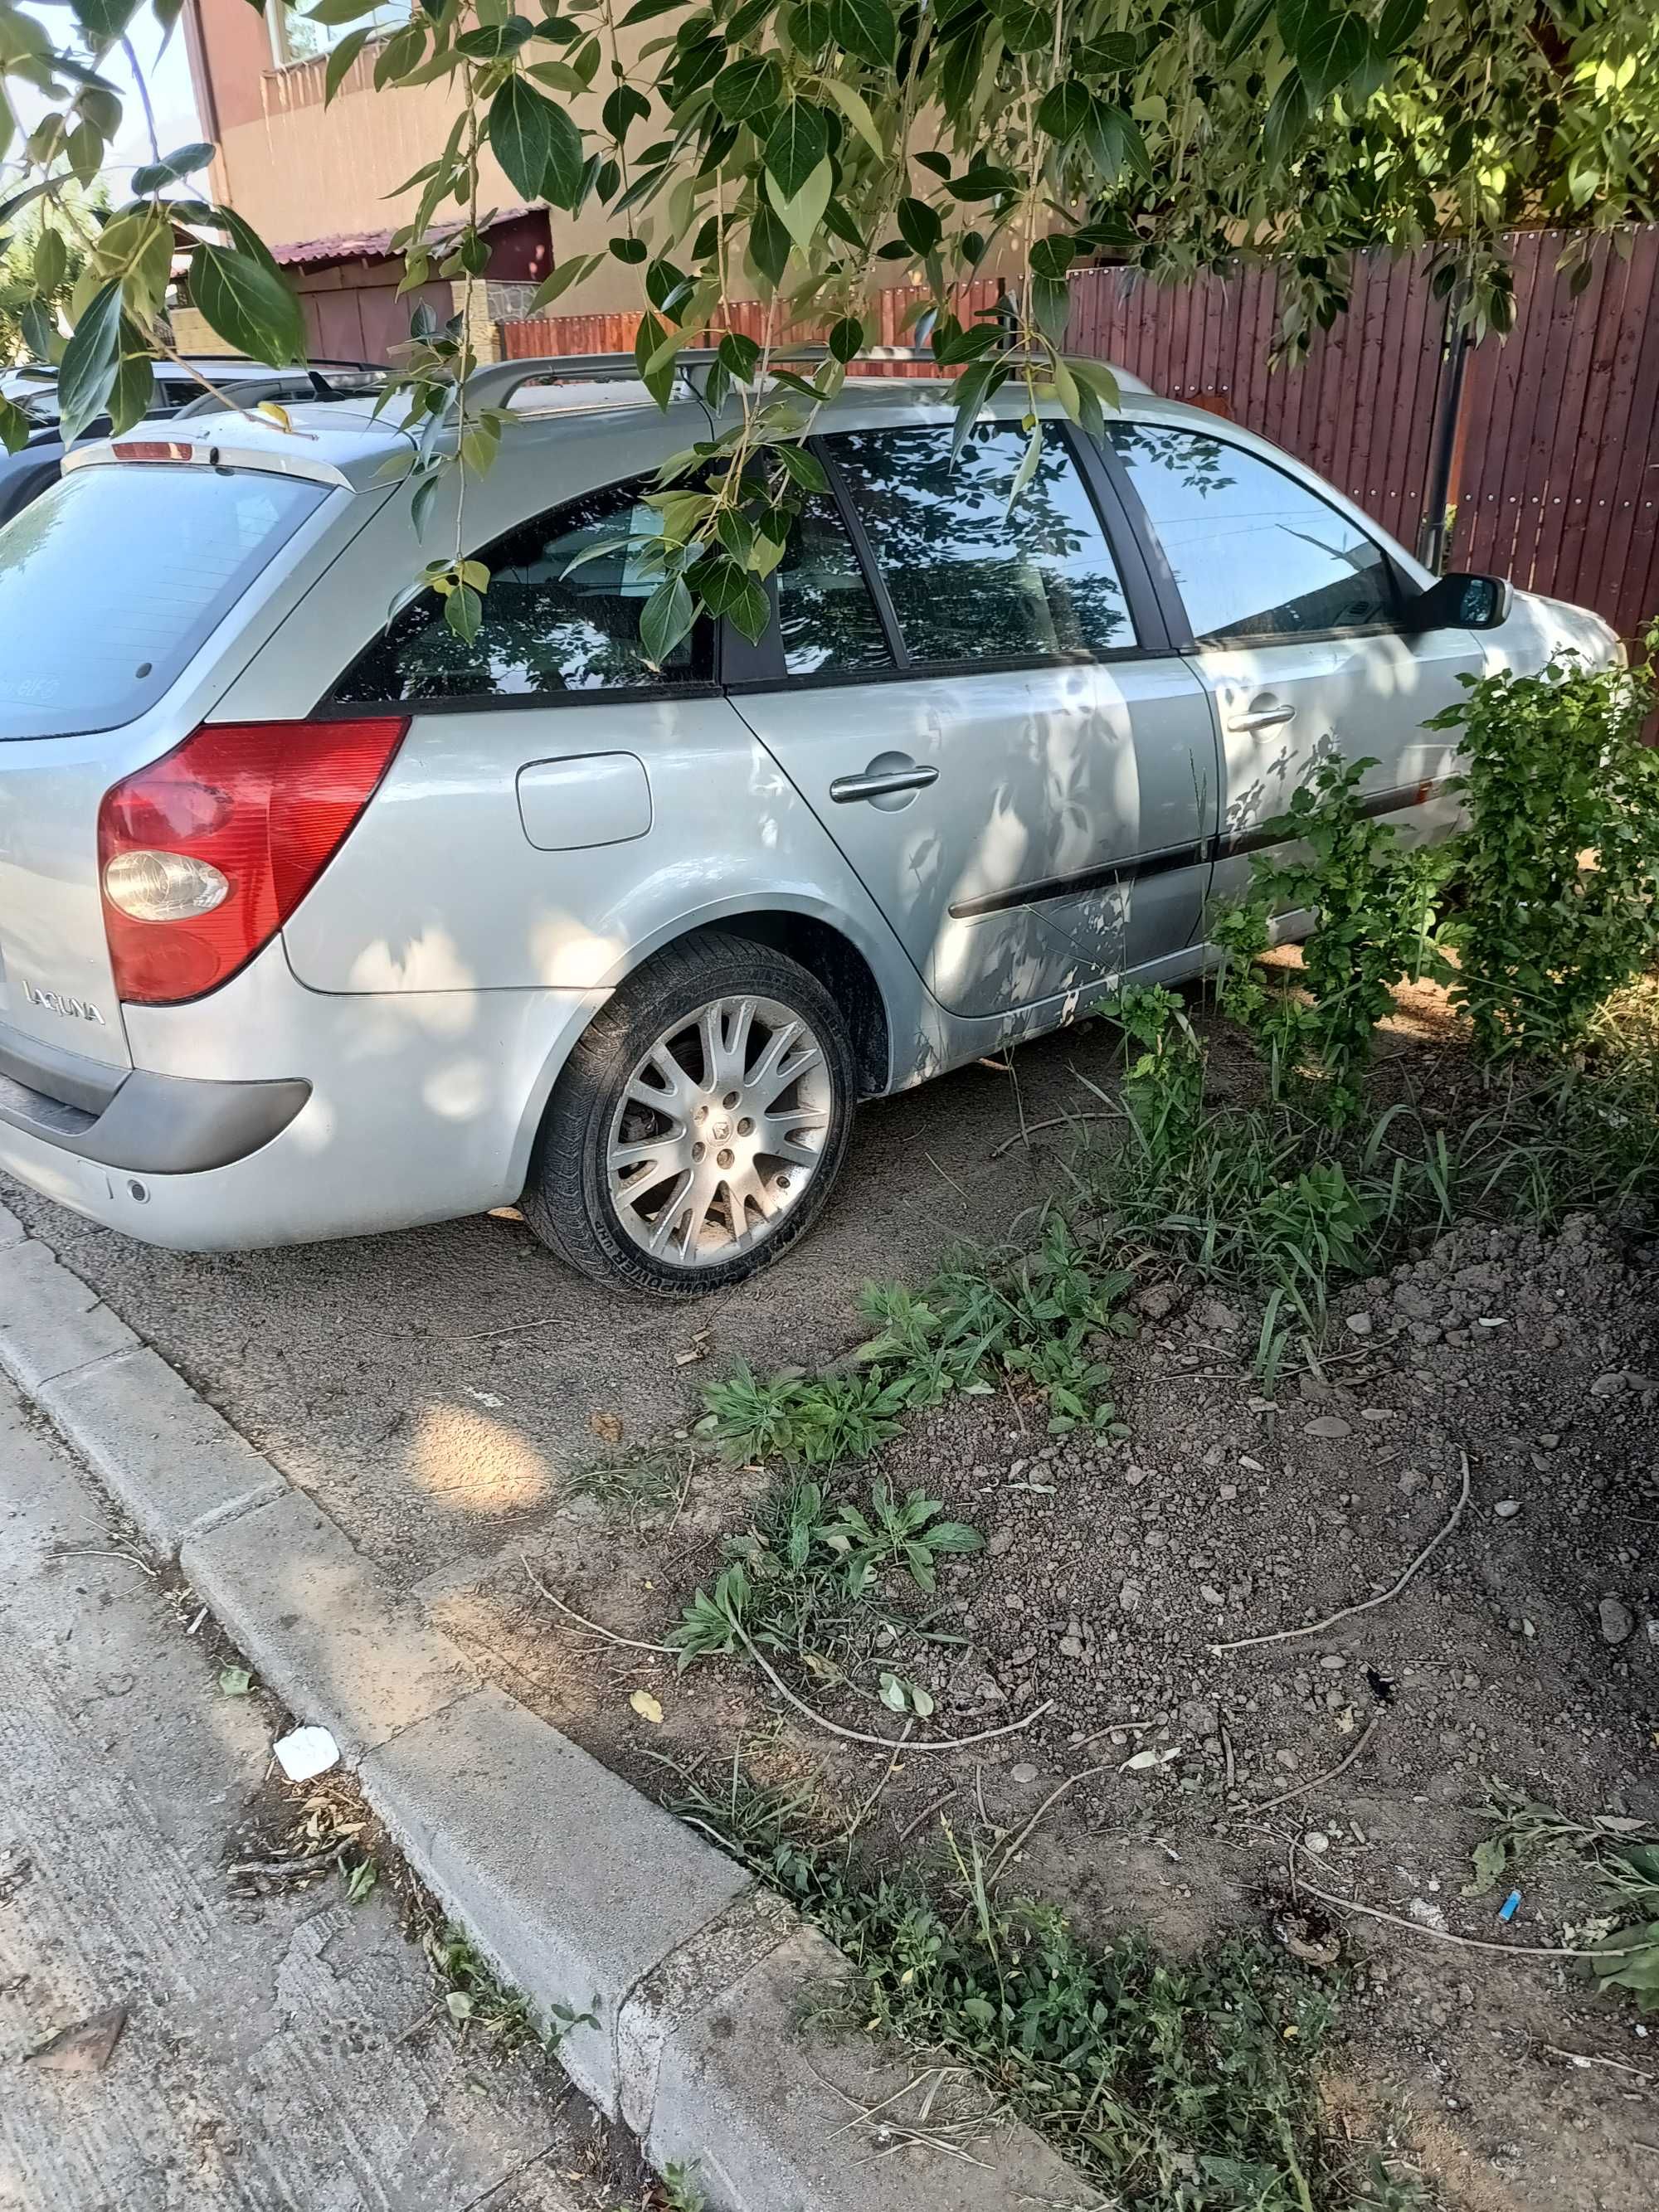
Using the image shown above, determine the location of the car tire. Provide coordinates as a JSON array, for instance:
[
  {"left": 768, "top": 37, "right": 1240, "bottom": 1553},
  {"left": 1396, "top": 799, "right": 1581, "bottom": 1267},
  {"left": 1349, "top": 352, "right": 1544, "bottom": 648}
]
[{"left": 523, "top": 931, "right": 858, "bottom": 1296}]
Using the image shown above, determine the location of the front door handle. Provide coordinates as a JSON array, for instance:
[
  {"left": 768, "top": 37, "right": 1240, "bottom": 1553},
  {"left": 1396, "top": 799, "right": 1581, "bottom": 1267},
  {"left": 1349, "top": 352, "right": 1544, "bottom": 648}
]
[
  {"left": 830, "top": 756, "right": 939, "bottom": 808},
  {"left": 1224, "top": 695, "right": 1297, "bottom": 734}
]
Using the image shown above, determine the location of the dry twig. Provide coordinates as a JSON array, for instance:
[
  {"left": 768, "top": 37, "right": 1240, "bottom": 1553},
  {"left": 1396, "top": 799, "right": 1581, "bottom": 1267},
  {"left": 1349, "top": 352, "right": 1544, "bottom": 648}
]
[
  {"left": 988, "top": 1763, "right": 1114, "bottom": 1888},
  {"left": 519, "top": 1553, "right": 675, "bottom": 1655},
  {"left": 1217, "top": 1451, "right": 1471, "bottom": 1654},
  {"left": 1250, "top": 1712, "right": 1385, "bottom": 1816},
  {"left": 1292, "top": 1853, "right": 1644, "bottom": 1962},
  {"left": 735, "top": 1621, "right": 1053, "bottom": 1755}
]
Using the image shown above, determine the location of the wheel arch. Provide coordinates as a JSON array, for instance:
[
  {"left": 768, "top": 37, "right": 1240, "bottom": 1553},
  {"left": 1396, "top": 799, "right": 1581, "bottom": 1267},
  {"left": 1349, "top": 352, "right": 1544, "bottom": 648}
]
[{"left": 506, "top": 897, "right": 907, "bottom": 1196}]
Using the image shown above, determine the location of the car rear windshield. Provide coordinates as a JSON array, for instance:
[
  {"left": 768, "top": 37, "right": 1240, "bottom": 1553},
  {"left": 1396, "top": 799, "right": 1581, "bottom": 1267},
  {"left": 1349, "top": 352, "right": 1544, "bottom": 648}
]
[{"left": 0, "top": 463, "right": 329, "bottom": 741}]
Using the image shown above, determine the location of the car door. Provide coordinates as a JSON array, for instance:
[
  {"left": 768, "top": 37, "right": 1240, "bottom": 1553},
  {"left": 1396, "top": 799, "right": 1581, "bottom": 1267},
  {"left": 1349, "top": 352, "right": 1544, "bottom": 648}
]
[
  {"left": 1107, "top": 421, "right": 1486, "bottom": 907},
  {"left": 727, "top": 414, "right": 1218, "bottom": 1022}
]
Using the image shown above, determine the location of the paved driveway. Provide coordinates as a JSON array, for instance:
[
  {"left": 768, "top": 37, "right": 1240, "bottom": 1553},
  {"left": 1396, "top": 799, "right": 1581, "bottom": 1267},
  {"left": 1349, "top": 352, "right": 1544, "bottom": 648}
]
[{"left": 2, "top": 1023, "right": 1117, "bottom": 1594}]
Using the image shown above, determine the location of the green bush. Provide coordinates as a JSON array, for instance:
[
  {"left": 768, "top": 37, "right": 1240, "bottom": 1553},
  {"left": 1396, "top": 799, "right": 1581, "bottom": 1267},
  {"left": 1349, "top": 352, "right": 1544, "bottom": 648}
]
[
  {"left": 1428, "top": 640, "right": 1659, "bottom": 1061},
  {"left": 1214, "top": 753, "right": 1447, "bottom": 1124}
]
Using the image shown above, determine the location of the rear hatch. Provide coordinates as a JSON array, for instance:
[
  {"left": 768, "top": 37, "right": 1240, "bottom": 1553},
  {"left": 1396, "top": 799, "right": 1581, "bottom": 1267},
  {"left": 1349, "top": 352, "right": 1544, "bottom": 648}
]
[{"left": 0, "top": 459, "right": 332, "bottom": 1070}]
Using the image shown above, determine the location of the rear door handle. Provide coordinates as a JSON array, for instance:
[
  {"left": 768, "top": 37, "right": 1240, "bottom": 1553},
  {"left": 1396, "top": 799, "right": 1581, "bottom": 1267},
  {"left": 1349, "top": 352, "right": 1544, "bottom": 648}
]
[
  {"left": 1224, "top": 697, "right": 1297, "bottom": 734},
  {"left": 830, "top": 760, "right": 939, "bottom": 805}
]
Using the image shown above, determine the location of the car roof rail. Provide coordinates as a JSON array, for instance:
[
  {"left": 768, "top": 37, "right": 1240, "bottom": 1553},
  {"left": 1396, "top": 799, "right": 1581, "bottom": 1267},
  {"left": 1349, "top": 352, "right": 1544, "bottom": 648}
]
[{"left": 459, "top": 343, "right": 1148, "bottom": 416}]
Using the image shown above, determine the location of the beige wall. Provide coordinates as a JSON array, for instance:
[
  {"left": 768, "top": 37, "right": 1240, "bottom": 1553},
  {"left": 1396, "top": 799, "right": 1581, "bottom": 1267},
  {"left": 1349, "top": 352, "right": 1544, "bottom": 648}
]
[{"left": 195, "top": 2, "right": 669, "bottom": 311}]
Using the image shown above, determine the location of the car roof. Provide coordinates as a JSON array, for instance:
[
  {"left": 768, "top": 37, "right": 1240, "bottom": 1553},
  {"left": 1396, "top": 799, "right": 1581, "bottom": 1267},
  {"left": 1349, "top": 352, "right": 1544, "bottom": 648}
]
[{"left": 61, "top": 361, "right": 1168, "bottom": 493}]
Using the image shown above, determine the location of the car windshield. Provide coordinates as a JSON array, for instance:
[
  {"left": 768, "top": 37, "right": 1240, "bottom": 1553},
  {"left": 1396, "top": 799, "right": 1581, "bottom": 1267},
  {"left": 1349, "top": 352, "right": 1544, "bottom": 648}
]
[
  {"left": 0, "top": 463, "right": 329, "bottom": 740},
  {"left": 7, "top": 378, "right": 61, "bottom": 425}
]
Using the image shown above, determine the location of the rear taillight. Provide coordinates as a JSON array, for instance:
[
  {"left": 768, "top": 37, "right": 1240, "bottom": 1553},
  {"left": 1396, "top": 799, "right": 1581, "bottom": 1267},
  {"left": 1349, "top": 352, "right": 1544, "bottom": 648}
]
[{"left": 97, "top": 717, "right": 408, "bottom": 1006}]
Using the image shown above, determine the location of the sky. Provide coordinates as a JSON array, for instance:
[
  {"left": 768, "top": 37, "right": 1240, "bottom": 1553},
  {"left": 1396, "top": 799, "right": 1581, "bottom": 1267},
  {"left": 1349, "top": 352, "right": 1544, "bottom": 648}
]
[{"left": 16, "top": 6, "right": 202, "bottom": 186}]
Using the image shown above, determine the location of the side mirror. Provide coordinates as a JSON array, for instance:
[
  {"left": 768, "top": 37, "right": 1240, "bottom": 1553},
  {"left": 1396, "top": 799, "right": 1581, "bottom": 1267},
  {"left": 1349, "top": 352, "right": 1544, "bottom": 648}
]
[{"left": 1408, "top": 570, "right": 1513, "bottom": 633}]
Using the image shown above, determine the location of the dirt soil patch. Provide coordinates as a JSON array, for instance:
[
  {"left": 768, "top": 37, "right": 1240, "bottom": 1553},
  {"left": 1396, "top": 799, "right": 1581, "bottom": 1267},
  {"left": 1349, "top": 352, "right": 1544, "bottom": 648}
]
[{"left": 431, "top": 1196, "right": 1659, "bottom": 2210}]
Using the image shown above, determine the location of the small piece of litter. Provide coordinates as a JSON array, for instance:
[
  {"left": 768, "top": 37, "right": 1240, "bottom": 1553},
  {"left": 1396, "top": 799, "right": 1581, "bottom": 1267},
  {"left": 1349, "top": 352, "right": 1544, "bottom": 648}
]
[
  {"left": 274, "top": 1724, "right": 341, "bottom": 1784},
  {"left": 1494, "top": 1500, "right": 1521, "bottom": 1519},
  {"left": 486, "top": 1205, "right": 525, "bottom": 1222},
  {"left": 1302, "top": 1830, "right": 1330, "bottom": 1855},
  {"left": 466, "top": 1388, "right": 504, "bottom": 1408},
  {"left": 1476, "top": 1316, "right": 1508, "bottom": 1328},
  {"left": 1498, "top": 1889, "right": 1522, "bottom": 1924},
  {"left": 26, "top": 2006, "right": 127, "bottom": 2076},
  {"left": 186, "top": 1607, "right": 207, "bottom": 1637},
  {"left": 628, "top": 1689, "right": 664, "bottom": 1725},
  {"left": 1010, "top": 1762, "right": 1039, "bottom": 1784}
]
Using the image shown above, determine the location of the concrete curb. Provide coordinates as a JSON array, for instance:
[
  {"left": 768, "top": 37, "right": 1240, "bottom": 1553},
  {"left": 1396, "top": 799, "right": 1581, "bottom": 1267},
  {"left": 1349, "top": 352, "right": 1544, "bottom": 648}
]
[{"left": 0, "top": 1216, "right": 1097, "bottom": 2210}]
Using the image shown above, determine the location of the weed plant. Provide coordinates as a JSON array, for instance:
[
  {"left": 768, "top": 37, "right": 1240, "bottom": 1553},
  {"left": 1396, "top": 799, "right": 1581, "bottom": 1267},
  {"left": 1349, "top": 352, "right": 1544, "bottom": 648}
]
[{"left": 666, "top": 1761, "right": 1423, "bottom": 2211}]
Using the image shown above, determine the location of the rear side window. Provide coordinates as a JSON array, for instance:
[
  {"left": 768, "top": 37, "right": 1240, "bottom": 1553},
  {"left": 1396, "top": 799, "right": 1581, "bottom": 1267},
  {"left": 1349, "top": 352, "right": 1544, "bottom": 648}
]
[
  {"left": 824, "top": 421, "right": 1136, "bottom": 664},
  {"left": 775, "top": 492, "right": 893, "bottom": 677},
  {"left": 1110, "top": 424, "right": 1397, "bottom": 642},
  {"left": 0, "top": 464, "right": 328, "bottom": 741},
  {"left": 331, "top": 474, "right": 713, "bottom": 707}
]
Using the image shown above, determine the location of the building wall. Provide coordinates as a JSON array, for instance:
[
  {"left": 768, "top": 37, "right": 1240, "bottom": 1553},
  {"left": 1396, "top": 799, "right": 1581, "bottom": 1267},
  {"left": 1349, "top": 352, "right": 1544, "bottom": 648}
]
[
  {"left": 185, "top": 1, "right": 951, "bottom": 315},
  {"left": 186, "top": 0, "right": 669, "bottom": 310}
]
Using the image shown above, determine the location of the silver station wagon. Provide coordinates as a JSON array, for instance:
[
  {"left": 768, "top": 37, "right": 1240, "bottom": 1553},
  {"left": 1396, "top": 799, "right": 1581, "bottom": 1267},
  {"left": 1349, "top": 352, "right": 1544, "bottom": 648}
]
[{"left": 0, "top": 353, "right": 1614, "bottom": 1294}]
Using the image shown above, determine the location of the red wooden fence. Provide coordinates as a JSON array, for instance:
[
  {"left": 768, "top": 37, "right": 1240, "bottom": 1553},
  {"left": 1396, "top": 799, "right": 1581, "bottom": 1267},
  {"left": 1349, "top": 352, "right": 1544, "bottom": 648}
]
[
  {"left": 501, "top": 280, "right": 1004, "bottom": 377},
  {"left": 500, "top": 226, "right": 1659, "bottom": 640}
]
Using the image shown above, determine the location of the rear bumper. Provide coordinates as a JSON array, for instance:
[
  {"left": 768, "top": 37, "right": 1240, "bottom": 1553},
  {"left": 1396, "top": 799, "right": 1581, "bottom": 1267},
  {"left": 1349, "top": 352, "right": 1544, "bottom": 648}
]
[
  {"left": 0, "top": 1017, "right": 309, "bottom": 1173},
  {"left": 0, "top": 946, "right": 602, "bottom": 1251}
]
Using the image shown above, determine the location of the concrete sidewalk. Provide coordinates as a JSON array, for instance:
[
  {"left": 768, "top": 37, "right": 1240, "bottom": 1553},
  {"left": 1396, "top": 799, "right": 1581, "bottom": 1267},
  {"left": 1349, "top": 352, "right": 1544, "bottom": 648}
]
[{"left": 0, "top": 1380, "right": 626, "bottom": 2212}]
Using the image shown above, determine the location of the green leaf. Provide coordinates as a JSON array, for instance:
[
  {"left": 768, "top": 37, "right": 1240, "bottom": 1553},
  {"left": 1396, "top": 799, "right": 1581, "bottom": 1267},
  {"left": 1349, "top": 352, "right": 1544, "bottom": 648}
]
[
  {"left": 217, "top": 1665, "right": 252, "bottom": 1697},
  {"left": 542, "top": 101, "right": 586, "bottom": 210},
  {"left": 1277, "top": 0, "right": 1368, "bottom": 104},
  {"left": 212, "top": 207, "right": 285, "bottom": 282},
  {"left": 324, "top": 29, "right": 372, "bottom": 103},
  {"left": 33, "top": 227, "right": 67, "bottom": 295},
  {"left": 70, "top": 0, "right": 143, "bottom": 36},
  {"left": 1262, "top": 68, "right": 1311, "bottom": 168},
  {"left": 129, "top": 141, "right": 216, "bottom": 196},
  {"left": 1462, "top": 1835, "right": 1508, "bottom": 1898},
  {"left": 829, "top": 0, "right": 896, "bottom": 67},
  {"left": 1030, "top": 273, "right": 1072, "bottom": 349},
  {"left": 109, "top": 322, "right": 155, "bottom": 435},
  {"left": 828, "top": 314, "right": 863, "bottom": 363},
  {"left": 488, "top": 75, "right": 557, "bottom": 202},
  {"left": 764, "top": 99, "right": 828, "bottom": 202},
  {"left": 1375, "top": 0, "right": 1426, "bottom": 51},
  {"left": 712, "top": 54, "right": 783, "bottom": 122},
  {"left": 1083, "top": 99, "right": 1151, "bottom": 184},
  {"left": 0, "top": 396, "right": 30, "bottom": 455},
  {"left": 768, "top": 155, "right": 833, "bottom": 254},
  {"left": 823, "top": 75, "right": 884, "bottom": 156},
  {"left": 1036, "top": 80, "right": 1092, "bottom": 143},
  {"left": 895, "top": 196, "right": 941, "bottom": 255},
  {"left": 602, "top": 83, "right": 651, "bottom": 143},
  {"left": 454, "top": 17, "right": 535, "bottom": 56},
  {"left": 190, "top": 246, "right": 306, "bottom": 366},
  {"left": 640, "top": 574, "right": 695, "bottom": 667},
  {"left": 56, "top": 279, "right": 123, "bottom": 443},
  {"left": 772, "top": 442, "right": 827, "bottom": 492},
  {"left": 718, "top": 330, "right": 762, "bottom": 380},
  {"left": 445, "top": 584, "right": 484, "bottom": 643},
  {"left": 747, "top": 199, "right": 791, "bottom": 289},
  {"left": 527, "top": 253, "right": 602, "bottom": 312}
]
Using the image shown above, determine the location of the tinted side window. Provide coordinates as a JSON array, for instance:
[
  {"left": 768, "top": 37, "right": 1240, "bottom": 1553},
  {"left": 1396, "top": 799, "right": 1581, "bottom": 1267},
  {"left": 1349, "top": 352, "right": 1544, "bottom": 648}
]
[
  {"left": 1110, "top": 424, "right": 1396, "bottom": 643},
  {"left": 825, "top": 421, "right": 1135, "bottom": 664},
  {"left": 331, "top": 474, "right": 712, "bottom": 706},
  {"left": 775, "top": 491, "right": 893, "bottom": 676}
]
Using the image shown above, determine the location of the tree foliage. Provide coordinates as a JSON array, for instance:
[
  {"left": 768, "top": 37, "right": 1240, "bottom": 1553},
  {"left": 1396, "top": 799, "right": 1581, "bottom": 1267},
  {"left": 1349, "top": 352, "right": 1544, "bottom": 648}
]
[{"left": 2, "top": 0, "right": 1657, "bottom": 624}]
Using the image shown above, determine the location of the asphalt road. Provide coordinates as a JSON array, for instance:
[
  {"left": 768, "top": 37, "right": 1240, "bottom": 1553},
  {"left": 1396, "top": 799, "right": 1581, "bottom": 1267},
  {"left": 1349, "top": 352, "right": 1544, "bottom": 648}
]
[
  {"left": 0, "top": 1380, "right": 629, "bottom": 2212},
  {"left": 2, "top": 1020, "right": 1117, "bottom": 1593}
]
